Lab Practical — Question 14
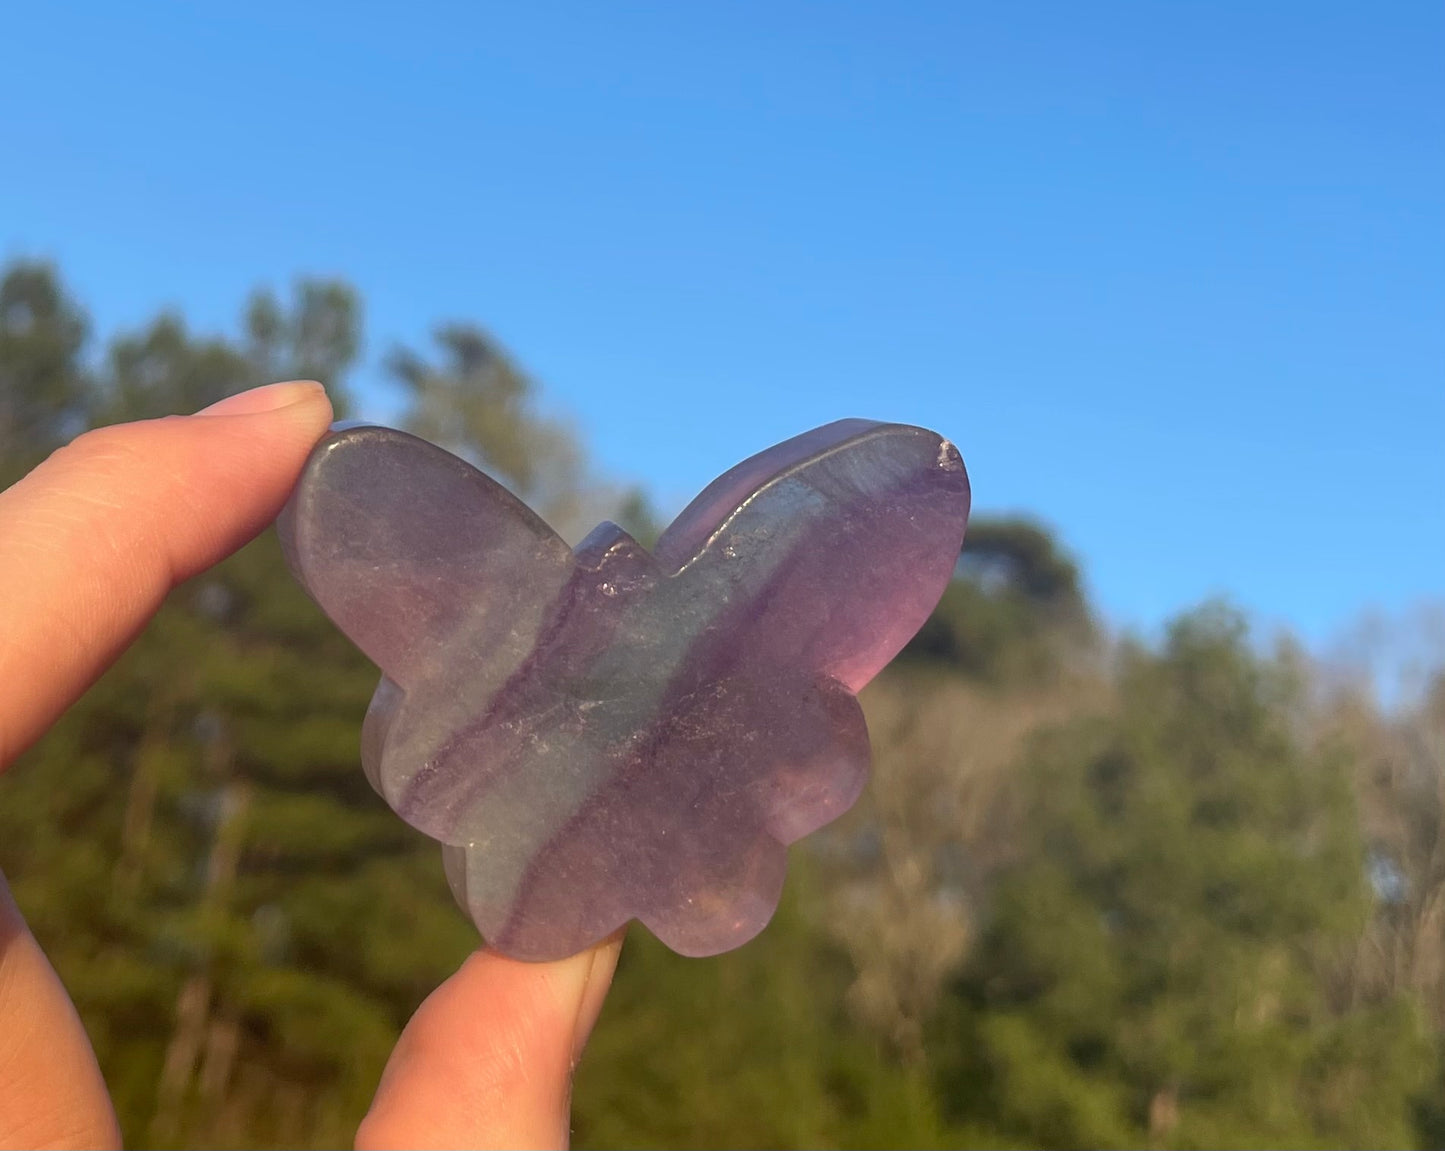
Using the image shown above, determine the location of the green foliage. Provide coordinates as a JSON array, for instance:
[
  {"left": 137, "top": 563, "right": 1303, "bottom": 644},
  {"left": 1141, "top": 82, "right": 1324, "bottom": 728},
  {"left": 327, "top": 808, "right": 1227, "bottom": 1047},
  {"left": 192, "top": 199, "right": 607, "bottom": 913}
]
[
  {"left": 904, "top": 515, "right": 1093, "bottom": 685},
  {"left": 931, "top": 605, "right": 1432, "bottom": 1148},
  {"left": 103, "top": 279, "right": 361, "bottom": 423},
  {"left": 575, "top": 865, "right": 962, "bottom": 1150},
  {"left": 1, "top": 260, "right": 1439, "bottom": 1149},
  {"left": 614, "top": 486, "right": 665, "bottom": 548},
  {"left": 388, "top": 324, "right": 580, "bottom": 507},
  {"left": 244, "top": 281, "right": 361, "bottom": 390},
  {"left": 0, "top": 261, "right": 91, "bottom": 482}
]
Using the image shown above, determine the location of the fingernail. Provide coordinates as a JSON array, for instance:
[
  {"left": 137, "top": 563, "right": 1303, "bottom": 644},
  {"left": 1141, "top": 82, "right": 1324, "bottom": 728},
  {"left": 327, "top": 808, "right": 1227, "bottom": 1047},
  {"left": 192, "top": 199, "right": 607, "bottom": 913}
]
[
  {"left": 195, "top": 380, "right": 326, "bottom": 418},
  {"left": 570, "top": 931, "right": 624, "bottom": 1063}
]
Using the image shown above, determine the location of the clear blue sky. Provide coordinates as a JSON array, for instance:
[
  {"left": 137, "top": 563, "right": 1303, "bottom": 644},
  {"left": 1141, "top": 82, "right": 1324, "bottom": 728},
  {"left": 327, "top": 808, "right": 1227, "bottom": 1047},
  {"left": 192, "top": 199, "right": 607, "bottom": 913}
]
[{"left": 3, "top": 1, "right": 1441, "bottom": 648}]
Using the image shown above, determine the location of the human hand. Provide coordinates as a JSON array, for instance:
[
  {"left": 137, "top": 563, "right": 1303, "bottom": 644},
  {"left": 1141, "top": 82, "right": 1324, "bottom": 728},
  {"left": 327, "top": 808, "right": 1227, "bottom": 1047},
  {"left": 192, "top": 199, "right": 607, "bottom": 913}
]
[{"left": 0, "top": 381, "right": 621, "bottom": 1150}]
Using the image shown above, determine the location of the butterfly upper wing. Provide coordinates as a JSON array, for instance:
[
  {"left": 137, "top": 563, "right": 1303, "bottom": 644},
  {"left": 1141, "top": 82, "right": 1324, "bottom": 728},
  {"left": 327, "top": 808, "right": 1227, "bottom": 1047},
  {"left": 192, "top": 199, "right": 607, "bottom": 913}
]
[
  {"left": 278, "top": 424, "right": 576, "bottom": 692},
  {"left": 652, "top": 419, "right": 884, "bottom": 571},
  {"left": 656, "top": 420, "right": 970, "bottom": 693}
]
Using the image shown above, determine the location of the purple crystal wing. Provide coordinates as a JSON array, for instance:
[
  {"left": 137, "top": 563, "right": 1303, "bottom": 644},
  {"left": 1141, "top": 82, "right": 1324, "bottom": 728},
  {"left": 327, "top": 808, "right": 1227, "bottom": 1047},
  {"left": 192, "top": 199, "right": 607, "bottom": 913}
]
[
  {"left": 278, "top": 425, "right": 575, "bottom": 689},
  {"left": 658, "top": 420, "right": 971, "bottom": 692},
  {"left": 652, "top": 419, "right": 882, "bottom": 570}
]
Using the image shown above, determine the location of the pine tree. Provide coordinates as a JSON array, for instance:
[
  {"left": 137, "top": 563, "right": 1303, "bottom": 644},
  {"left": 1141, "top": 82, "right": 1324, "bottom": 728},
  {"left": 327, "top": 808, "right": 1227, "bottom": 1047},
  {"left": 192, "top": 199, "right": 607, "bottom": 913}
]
[{"left": 931, "top": 605, "right": 1431, "bottom": 1148}]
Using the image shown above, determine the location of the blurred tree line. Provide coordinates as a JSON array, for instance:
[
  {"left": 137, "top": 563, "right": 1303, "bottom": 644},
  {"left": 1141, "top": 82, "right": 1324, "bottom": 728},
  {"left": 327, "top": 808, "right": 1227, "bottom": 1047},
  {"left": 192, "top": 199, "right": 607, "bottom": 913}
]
[{"left": 0, "top": 259, "right": 1441, "bottom": 1149}]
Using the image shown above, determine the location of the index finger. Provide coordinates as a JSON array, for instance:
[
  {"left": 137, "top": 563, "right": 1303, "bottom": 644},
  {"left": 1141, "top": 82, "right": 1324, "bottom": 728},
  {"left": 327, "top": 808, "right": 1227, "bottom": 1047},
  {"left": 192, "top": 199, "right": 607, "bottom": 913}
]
[{"left": 0, "top": 381, "right": 333, "bottom": 768}]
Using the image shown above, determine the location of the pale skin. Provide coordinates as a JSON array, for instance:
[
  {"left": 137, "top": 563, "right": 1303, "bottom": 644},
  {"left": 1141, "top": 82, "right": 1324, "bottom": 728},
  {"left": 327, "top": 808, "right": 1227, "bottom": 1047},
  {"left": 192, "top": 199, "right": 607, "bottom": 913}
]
[{"left": 0, "top": 380, "right": 622, "bottom": 1150}]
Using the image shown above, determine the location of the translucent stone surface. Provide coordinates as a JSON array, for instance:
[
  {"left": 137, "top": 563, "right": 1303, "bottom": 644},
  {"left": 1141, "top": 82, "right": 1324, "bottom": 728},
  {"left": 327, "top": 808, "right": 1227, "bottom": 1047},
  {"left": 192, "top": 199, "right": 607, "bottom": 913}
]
[{"left": 279, "top": 420, "right": 970, "bottom": 959}]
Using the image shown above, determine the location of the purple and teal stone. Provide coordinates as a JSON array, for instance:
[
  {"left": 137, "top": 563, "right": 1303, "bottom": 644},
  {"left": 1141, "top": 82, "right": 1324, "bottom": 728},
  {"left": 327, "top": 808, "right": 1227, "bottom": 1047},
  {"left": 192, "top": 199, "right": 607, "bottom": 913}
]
[{"left": 279, "top": 420, "right": 970, "bottom": 960}]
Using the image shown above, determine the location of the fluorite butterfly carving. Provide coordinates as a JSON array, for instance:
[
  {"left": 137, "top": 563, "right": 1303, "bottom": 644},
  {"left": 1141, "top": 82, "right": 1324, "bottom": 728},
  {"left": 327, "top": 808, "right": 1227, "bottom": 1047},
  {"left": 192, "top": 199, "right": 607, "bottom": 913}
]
[{"left": 279, "top": 419, "right": 969, "bottom": 960}]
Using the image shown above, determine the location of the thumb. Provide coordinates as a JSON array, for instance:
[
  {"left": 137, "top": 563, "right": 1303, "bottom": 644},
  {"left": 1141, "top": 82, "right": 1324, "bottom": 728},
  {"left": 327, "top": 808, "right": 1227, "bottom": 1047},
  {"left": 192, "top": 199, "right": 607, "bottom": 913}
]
[
  {"left": 356, "top": 935, "right": 623, "bottom": 1150},
  {"left": 0, "top": 868, "right": 121, "bottom": 1150}
]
